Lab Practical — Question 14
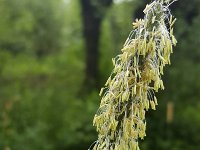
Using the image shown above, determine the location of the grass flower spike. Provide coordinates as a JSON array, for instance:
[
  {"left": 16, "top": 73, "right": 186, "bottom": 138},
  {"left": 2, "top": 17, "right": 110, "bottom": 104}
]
[{"left": 92, "top": 0, "right": 177, "bottom": 149}]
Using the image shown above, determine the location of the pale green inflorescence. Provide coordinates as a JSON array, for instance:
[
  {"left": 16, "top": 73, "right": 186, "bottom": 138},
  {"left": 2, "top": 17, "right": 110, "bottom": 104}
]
[{"left": 92, "top": 0, "right": 177, "bottom": 149}]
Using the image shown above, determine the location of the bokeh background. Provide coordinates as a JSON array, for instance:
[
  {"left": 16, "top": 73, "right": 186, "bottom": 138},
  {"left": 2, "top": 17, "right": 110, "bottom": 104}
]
[{"left": 0, "top": 0, "right": 200, "bottom": 149}]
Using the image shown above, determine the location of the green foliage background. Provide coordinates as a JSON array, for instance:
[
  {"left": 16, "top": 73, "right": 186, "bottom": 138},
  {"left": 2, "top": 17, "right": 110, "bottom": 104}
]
[{"left": 0, "top": 0, "right": 200, "bottom": 149}]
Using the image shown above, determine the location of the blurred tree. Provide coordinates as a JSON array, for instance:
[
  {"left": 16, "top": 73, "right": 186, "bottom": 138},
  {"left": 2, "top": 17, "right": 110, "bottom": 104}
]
[
  {"left": 0, "top": 0, "right": 64, "bottom": 57},
  {"left": 80, "top": 0, "right": 113, "bottom": 89},
  {"left": 0, "top": 0, "right": 84, "bottom": 149}
]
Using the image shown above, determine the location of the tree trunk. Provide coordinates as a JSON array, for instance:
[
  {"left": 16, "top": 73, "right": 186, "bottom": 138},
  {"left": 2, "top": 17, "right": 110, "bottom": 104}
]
[{"left": 80, "top": 0, "right": 112, "bottom": 89}]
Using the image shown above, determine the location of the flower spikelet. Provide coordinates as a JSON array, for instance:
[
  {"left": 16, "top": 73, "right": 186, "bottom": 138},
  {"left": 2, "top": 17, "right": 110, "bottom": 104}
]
[{"left": 92, "top": 0, "right": 177, "bottom": 149}]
